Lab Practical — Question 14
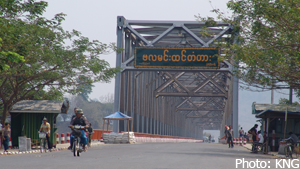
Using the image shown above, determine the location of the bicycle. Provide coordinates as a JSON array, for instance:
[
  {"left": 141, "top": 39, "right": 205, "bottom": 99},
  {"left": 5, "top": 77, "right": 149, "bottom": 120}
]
[
  {"left": 284, "top": 143, "right": 294, "bottom": 158},
  {"left": 70, "top": 125, "right": 85, "bottom": 157},
  {"left": 251, "top": 142, "right": 260, "bottom": 153},
  {"left": 283, "top": 140, "right": 299, "bottom": 159},
  {"left": 38, "top": 131, "right": 48, "bottom": 153}
]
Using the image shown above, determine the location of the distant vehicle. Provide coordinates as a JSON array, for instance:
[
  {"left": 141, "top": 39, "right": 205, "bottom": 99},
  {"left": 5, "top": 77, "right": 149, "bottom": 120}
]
[{"left": 211, "top": 138, "right": 215, "bottom": 143}]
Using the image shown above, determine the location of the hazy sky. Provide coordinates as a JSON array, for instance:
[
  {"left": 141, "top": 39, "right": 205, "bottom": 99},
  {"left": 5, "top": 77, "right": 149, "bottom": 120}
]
[{"left": 43, "top": 0, "right": 297, "bottom": 136}]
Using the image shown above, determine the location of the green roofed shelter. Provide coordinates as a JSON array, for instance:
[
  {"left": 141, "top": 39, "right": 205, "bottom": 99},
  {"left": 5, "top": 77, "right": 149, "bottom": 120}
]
[
  {"left": 252, "top": 102, "right": 300, "bottom": 151},
  {"left": 10, "top": 100, "right": 69, "bottom": 148}
]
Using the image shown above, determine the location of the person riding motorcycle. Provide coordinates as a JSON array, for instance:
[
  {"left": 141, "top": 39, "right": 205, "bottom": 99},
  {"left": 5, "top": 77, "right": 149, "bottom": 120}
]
[{"left": 68, "top": 109, "right": 90, "bottom": 151}]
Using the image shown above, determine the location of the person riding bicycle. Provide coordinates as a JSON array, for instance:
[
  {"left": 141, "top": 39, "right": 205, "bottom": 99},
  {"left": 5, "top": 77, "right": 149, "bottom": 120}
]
[
  {"left": 68, "top": 109, "right": 90, "bottom": 151},
  {"left": 39, "top": 117, "right": 52, "bottom": 151},
  {"left": 284, "top": 132, "right": 298, "bottom": 151}
]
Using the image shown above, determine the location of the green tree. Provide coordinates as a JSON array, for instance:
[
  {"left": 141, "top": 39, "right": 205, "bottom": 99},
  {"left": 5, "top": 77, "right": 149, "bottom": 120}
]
[
  {"left": 278, "top": 98, "right": 300, "bottom": 106},
  {"left": 197, "top": 0, "right": 300, "bottom": 91},
  {"left": 0, "top": 0, "right": 120, "bottom": 125},
  {"left": 0, "top": 38, "right": 25, "bottom": 71},
  {"left": 77, "top": 75, "right": 94, "bottom": 101}
]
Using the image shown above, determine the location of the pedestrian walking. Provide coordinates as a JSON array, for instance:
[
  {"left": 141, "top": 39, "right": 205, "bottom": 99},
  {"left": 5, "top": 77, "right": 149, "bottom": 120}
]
[
  {"left": 2, "top": 123, "right": 11, "bottom": 152},
  {"left": 248, "top": 124, "right": 258, "bottom": 142},
  {"left": 262, "top": 131, "right": 268, "bottom": 153},
  {"left": 39, "top": 117, "right": 52, "bottom": 151},
  {"left": 263, "top": 131, "right": 267, "bottom": 144},
  {"left": 239, "top": 127, "right": 244, "bottom": 138},
  {"left": 224, "top": 125, "right": 228, "bottom": 143},
  {"left": 226, "top": 125, "right": 233, "bottom": 148},
  {"left": 224, "top": 125, "right": 228, "bottom": 137},
  {"left": 87, "top": 123, "right": 94, "bottom": 147}
]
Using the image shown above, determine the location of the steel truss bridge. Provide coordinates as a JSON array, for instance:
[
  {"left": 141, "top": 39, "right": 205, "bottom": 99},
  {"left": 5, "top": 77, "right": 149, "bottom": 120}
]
[{"left": 113, "top": 16, "right": 238, "bottom": 139}]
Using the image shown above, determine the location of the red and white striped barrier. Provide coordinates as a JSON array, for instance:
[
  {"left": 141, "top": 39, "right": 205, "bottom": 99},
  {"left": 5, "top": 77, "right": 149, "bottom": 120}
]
[
  {"left": 233, "top": 138, "right": 236, "bottom": 145},
  {"left": 66, "top": 133, "right": 70, "bottom": 143},
  {"left": 56, "top": 133, "right": 59, "bottom": 144},
  {"left": 239, "top": 138, "right": 242, "bottom": 146},
  {"left": 134, "top": 137, "right": 202, "bottom": 143},
  {"left": 61, "top": 133, "right": 65, "bottom": 144},
  {"left": 243, "top": 138, "right": 247, "bottom": 145},
  {"left": 9, "top": 137, "right": 12, "bottom": 149}
]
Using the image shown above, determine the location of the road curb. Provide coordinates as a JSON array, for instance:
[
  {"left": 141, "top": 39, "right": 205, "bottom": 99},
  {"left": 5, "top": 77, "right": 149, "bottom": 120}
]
[
  {"left": 0, "top": 142, "right": 103, "bottom": 156},
  {"left": 241, "top": 144, "right": 288, "bottom": 159}
]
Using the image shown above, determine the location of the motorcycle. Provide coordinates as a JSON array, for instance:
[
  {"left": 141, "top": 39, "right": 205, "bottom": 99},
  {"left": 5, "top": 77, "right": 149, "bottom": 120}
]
[{"left": 70, "top": 125, "right": 85, "bottom": 157}]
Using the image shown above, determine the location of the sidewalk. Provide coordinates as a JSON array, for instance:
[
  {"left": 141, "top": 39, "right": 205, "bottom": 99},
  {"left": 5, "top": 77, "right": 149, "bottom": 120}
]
[
  {"left": 0, "top": 140, "right": 104, "bottom": 156},
  {"left": 242, "top": 143, "right": 289, "bottom": 159}
]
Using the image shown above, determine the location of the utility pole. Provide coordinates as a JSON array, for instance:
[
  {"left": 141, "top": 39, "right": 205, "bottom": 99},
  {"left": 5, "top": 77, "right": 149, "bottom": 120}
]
[{"left": 289, "top": 88, "right": 293, "bottom": 104}]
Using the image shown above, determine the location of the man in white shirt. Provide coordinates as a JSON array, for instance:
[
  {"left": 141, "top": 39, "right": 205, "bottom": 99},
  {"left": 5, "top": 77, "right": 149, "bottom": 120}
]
[
  {"left": 258, "top": 131, "right": 264, "bottom": 144},
  {"left": 252, "top": 131, "right": 264, "bottom": 153}
]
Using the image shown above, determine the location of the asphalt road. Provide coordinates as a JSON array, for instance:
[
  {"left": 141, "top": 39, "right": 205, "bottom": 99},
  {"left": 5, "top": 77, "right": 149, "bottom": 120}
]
[{"left": 1, "top": 143, "right": 299, "bottom": 169}]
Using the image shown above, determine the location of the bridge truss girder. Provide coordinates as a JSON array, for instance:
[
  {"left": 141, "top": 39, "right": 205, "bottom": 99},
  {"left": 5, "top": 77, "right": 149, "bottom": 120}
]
[{"left": 114, "top": 16, "right": 238, "bottom": 138}]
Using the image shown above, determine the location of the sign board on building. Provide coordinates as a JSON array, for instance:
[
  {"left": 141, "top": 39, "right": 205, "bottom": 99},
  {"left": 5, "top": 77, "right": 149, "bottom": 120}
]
[{"left": 134, "top": 47, "right": 220, "bottom": 69}]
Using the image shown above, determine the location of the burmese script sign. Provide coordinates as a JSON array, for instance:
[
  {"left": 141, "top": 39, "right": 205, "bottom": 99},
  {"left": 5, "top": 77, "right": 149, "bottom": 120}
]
[{"left": 134, "top": 47, "right": 220, "bottom": 69}]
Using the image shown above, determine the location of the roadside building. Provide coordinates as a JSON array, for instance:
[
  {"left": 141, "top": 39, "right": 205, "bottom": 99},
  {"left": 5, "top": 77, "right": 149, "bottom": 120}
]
[
  {"left": 10, "top": 100, "right": 69, "bottom": 148},
  {"left": 252, "top": 102, "right": 300, "bottom": 151}
]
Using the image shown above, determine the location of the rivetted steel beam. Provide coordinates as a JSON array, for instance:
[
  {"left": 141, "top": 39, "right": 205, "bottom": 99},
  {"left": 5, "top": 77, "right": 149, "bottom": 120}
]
[
  {"left": 156, "top": 92, "right": 227, "bottom": 97},
  {"left": 182, "top": 25, "right": 208, "bottom": 47},
  {"left": 186, "top": 115, "right": 223, "bottom": 118},
  {"left": 124, "top": 24, "right": 151, "bottom": 46},
  {"left": 198, "top": 72, "right": 228, "bottom": 94},
  {"left": 121, "top": 56, "right": 134, "bottom": 70},
  {"left": 154, "top": 72, "right": 185, "bottom": 93},
  {"left": 164, "top": 72, "right": 190, "bottom": 93},
  {"left": 185, "top": 110, "right": 223, "bottom": 118},
  {"left": 124, "top": 20, "right": 230, "bottom": 26},
  {"left": 176, "top": 108, "right": 223, "bottom": 111},
  {"left": 121, "top": 67, "right": 232, "bottom": 72},
  {"left": 151, "top": 25, "right": 175, "bottom": 45},
  {"left": 206, "top": 26, "right": 231, "bottom": 46},
  {"left": 182, "top": 99, "right": 223, "bottom": 112},
  {"left": 194, "top": 117, "right": 223, "bottom": 121}
]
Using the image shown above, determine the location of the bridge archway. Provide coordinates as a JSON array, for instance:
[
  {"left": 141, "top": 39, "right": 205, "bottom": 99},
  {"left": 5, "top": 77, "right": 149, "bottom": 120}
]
[{"left": 113, "top": 16, "right": 238, "bottom": 138}]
